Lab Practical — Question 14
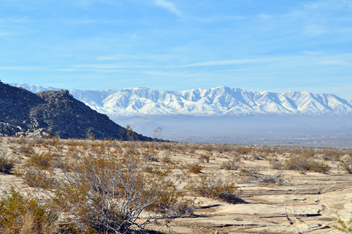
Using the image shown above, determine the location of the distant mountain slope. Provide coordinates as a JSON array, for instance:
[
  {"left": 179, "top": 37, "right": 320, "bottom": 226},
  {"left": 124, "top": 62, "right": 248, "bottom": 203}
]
[
  {"left": 0, "top": 82, "right": 152, "bottom": 140},
  {"left": 8, "top": 83, "right": 352, "bottom": 116}
]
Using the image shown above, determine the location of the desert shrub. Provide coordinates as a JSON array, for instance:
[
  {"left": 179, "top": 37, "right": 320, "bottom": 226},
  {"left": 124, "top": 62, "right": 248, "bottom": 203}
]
[
  {"left": 200, "top": 144, "right": 215, "bottom": 152},
  {"left": 156, "top": 143, "right": 172, "bottom": 151},
  {"left": 250, "top": 153, "right": 261, "bottom": 161},
  {"left": 285, "top": 155, "right": 331, "bottom": 173},
  {"left": 220, "top": 159, "right": 238, "bottom": 170},
  {"left": 338, "top": 156, "right": 352, "bottom": 174},
  {"left": 188, "top": 163, "right": 203, "bottom": 174},
  {"left": 216, "top": 144, "right": 233, "bottom": 153},
  {"left": 239, "top": 167, "right": 259, "bottom": 176},
  {"left": 322, "top": 149, "right": 344, "bottom": 161},
  {"left": 31, "top": 137, "right": 45, "bottom": 145},
  {"left": 162, "top": 155, "right": 173, "bottom": 164},
  {"left": 270, "top": 158, "right": 283, "bottom": 169},
  {"left": 17, "top": 144, "right": 34, "bottom": 155},
  {"left": 198, "top": 154, "right": 210, "bottom": 163},
  {"left": 334, "top": 213, "right": 352, "bottom": 233},
  {"left": 48, "top": 135, "right": 60, "bottom": 146},
  {"left": 20, "top": 144, "right": 193, "bottom": 233},
  {"left": 26, "top": 153, "right": 52, "bottom": 170},
  {"left": 16, "top": 137, "right": 28, "bottom": 144},
  {"left": 235, "top": 146, "right": 251, "bottom": 155},
  {"left": 0, "top": 152, "right": 17, "bottom": 174},
  {"left": 186, "top": 173, "right": 242, "bottom": 204},
  {"left": 300, "top": 149, "right": 315, "bottom": 158},
  {"left": 0, "top": 188, "right": 58, "bottom": 234},
  {"left": 188, "top": 144, "right": 198, "bottom": 154},
  {"left": 252, "top": 172, "right": 286, "bottom": 185}
]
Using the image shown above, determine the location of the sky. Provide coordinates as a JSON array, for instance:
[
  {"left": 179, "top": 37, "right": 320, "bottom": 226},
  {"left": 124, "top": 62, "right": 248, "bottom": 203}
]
[{"left": 0, "top": 0, "right": 351, "bottom": 99}]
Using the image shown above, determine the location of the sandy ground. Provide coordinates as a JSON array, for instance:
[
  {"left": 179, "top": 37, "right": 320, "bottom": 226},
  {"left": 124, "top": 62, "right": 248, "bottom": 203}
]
[{"left": 0, "top": 137, "right": 351, "bottom": 233}]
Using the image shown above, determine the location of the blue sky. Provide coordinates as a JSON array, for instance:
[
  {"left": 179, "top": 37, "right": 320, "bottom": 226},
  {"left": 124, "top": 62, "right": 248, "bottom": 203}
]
[{"left": 0, "top": 0, "right": 351, "bottom": 99}]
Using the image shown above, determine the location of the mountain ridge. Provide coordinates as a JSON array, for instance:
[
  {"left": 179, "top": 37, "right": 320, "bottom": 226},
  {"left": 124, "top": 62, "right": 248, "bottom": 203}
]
[
  {"left": 0, "top": 82, "right": 152, "bottom": 140},
  {"left": 8, "top": 83, "right": 352, "bottom": 117}
]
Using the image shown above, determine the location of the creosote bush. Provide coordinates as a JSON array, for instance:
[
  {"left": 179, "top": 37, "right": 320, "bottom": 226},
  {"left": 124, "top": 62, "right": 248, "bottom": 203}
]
[
  {"left": 0, "top": 188, "right": 58, "bottom": 234},
  {"left": 251, "top": 172, "right": 286, "bottom": 185},
  {"left": 285, "top": 155, "right": 331, "bottom": 173},
  {"left": 186, "top": 173, "right": 242, "bottom": 204},
  {"left": 270, "top": 158, "right": 283, "bottom": 170},
  {"left": 334, "top": 213, "right": 352, "bottom": 233},
  {"left": 220, "top": 159, "right": 238, "bottom": 170},
  {"left": 338, "top": 156, "right": 352, "bottom": 174},
  {"left": 20, "top": 141, "right": 193, "bottom": 234},
  {"left": 26, "top": 153, "right": 52, "bottom": 170},
  {"left": 0, "top": 152, "right": 17, "bottom": 174},
  {"left": 188, "top": 163, "right": 203, "bottom": 174},
  {"left": 198, "top": 154, "right": 210, "bottom": 163}
]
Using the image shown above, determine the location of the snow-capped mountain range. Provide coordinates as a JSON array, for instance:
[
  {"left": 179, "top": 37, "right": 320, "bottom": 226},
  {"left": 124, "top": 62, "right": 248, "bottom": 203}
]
[{"left": 8, "top": 83, "right": 352, "bottom": 116}]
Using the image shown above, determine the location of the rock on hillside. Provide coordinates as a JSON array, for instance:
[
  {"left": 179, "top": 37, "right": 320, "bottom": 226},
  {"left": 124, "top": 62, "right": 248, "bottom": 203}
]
[{"left": 0, "top": 82, "right": 152, "bottom": 140}]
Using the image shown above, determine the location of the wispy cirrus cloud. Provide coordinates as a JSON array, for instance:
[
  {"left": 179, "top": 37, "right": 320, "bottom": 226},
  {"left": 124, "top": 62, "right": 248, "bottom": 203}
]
[
  {"left": 153, "top": 0, "right": 181, "bottom": 16},
  {"left": 180, "top": 59, "right": 270, "bottom": 67}
]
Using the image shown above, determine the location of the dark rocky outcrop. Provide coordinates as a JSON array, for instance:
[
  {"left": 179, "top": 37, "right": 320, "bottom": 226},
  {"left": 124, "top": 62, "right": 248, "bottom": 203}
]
[{"left": 0, "top": 82, "right": 152, "bottom": 140}]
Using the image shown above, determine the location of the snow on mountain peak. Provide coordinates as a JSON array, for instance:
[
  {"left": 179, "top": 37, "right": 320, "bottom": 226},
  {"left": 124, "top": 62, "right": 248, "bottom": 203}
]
[{"left": 7, "top": 83, "right": 352, "bottom": 117}]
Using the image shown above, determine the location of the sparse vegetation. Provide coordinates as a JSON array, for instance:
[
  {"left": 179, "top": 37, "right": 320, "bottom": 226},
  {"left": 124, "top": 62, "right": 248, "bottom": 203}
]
[
  {"left": 25, "top": 153, "right": 52, "bottom": 170},
  {"left": 18, "top": 140, "right": 193, "bottom": 234},
  {"left": 220, "top": 159, "right": 238, "bottom": 170},
  {"left": 338, "top": 156, "right": 352, "bottom": 174},
  {"left": 186, "top": 173, "right": 242, "bottom": 204},
  {"left": 0, "top": 188, "right": 58, "bottom": 234},
  {"left": 0, "top": 153, "right": 17, "bottom": 174},
  {"left": 188, "top": 163, "right": 203, "bottom": 174},
  {"left": 0, "top": 136, "right": 351, "bottom": 233},
  {"left": 284, "top": 155, "right": 331, "bottom": 173},
  {"left": 252, "top": 172, "right": 287, "bottom": 185},
  {"left": 334, "top": 213, "right": 352, "bottom": 233}
]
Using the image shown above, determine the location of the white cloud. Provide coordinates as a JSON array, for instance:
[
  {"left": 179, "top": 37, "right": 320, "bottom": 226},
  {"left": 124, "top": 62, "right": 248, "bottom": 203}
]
[
  {"left": 153, "top": 0, "right": 181, "bottom": 16},
  {"left": 318, "top": 60, "right": 352, "bottom": 66},
  {"left": 304, "top": 24, "right": 328, "bottom": 36},
  {"left": 180, "top": 59, "right": 268, "bottom": 67}
]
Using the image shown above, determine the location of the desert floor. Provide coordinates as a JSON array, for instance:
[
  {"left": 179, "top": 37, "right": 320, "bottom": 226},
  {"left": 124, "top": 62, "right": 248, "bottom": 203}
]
[{"left": 0, "top": 136, "right": 351, "bottom": 234}]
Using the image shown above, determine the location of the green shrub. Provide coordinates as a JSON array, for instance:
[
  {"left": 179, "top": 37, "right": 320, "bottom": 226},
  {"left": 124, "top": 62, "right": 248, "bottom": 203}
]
[
  {"left": 0, "top": 188, "right": 58, "bottom": 234},
  {"left": 334, "top": 213, "right": 352, "bottom": 233}
]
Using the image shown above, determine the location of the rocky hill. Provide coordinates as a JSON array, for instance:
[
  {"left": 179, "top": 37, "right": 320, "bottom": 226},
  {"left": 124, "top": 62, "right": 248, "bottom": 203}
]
[
  {"left": 9, "top": 83, "right": 352, "bottom": 116},
  {"left": 0, "top": 81, "right": 152, "bottom": 140}
]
